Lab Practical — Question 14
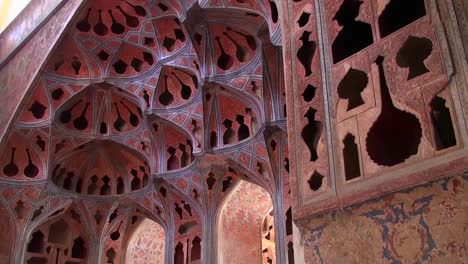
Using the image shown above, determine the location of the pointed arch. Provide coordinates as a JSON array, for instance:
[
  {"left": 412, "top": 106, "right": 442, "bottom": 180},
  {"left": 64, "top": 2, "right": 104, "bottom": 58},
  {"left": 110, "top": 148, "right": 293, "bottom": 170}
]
[
  {"left": 217, "top": 180, "right": 274, "bottom": 264},
  {"left": 125, "top": 218, "right": 166, "bottom": 264},
  {"left": 23, "top": 202, "right": 91, "bottom": 264}
]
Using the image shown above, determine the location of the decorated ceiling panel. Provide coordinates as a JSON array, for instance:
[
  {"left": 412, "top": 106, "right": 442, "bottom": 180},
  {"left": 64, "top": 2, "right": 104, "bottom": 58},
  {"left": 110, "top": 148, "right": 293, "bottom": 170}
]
[{"left": 0, "top": 0, "right": 286, "bottom": 223}]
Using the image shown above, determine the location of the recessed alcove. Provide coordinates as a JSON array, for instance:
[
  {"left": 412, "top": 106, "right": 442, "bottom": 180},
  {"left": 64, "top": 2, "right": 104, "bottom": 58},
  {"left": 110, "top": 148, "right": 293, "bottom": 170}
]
[
  {"left": 51, "top": 140, "right": 151, "bottom": 196},
  {"left": 126, "top": 218, "right": 165, "bottom": 263},
  {"left": 25, "top": 206, "right": 89, "bottom": 264},
  {"left": 218, "top": 181, "right": 274, "bottom": 264}
]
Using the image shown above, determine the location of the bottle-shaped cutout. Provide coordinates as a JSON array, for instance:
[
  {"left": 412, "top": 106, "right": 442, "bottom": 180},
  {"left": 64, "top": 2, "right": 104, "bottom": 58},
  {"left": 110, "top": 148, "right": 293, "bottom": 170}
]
[
  {"left": 140, "top": 141, "right": 147, "bottom": 152},
  {"left": 73, "top": 102, "right": 90, "bottom": 130},
  {"left": 163, "top": 36, "right": 176, "bottom": 52},
  {"left": 342, "top": 133, "right": 361, "bottom": 181},
  {"left": 36, "top": 136, "right": 46, "bottom": 151},
  {"left": 179, "top": 144, "right": 189, "bottom": 167},
  {"left": 181, "top": 200, "right": 192, "bottom": 216},
  {"left": 71, "top": 56, "right": 82, "bottom": 75},
  {"left": 222, "top": 119, "right": 236, "bottom": 144},
  {"left": 159, "top": 75, "right": 174, "bottom": 106},
  {"left": 206, "top": 172, "right": 216, "bottom": 190},
  {"left": 215, "top": 36, "right": 234, "bottom": 70},
  {"left": 174, "top": 203, "right": 183, "bottom": 219},
  {"left": 76, "top": 8, "right": 92, "bottom": 32},
  {"left": 143, "top": 90, "right": 150, "bottom": 107},
  {"left": 100, "top": 176, "right": 111, "bottom": 195},
  {"left": 227, "top": 27, "right": 257, "bottom": 50},
  {"left": 222, "top": 176, "right": 233, "bottom": 192},
  {"left": 175, "top": 242, "right": 184, "bottom": 263},
  {"left": 109, "top": 209, "right": 118, "bottom": 223},
  {"left": 29, "top": 101, "right": 47, "bottom": 119},
  {"left": 167, "top": 146, "right": 180, "bottom": 171},
  {"left": 365, "top": 56, "right": 422, "bottom": 166},
  {"left": 113, "top": 103, "right": 126, "bottom": 131},
  {"left": 117, "top": 177, "right": 124, "bottom": 194},
  {"left": 51, "top": 88, "right": 64, "bottom": 100},
  {"left": 120, "top": 100, "right": 139, "bottom": 127},
  {"left": 430, "top": 96, "right": 456, "bottom": 150},
  {"left": 171, "top": 72, "right": 191, "bottom": 100},
  {"left": 158, "top": 3, "right": 169, "bottom": 12},
  {"left": 63, "top": 172, "right": 74, "bottom": 190},
  {"left": 60, "top": 100, "right": 82, "bottom": 123},
  {"left": 296, "top": 31, "right": 316, "bottom": 77},
  {"left": 3, "top": 147, "right": 19, "bottom": 177},
  {"left": 236, "top": 115, "right": 250, "bottom": 141},
  {"left": 175, "top": 68, "right": 197, "bottom": 88},
  {"left": 100, "top": 122, "right": 108, "bottom": 134},
  {"left": 131, "top": 169, "right": 141, "bottom": 190},
  {"left": 123, "top": 0, "right": 147, "bottom": 17},
  {"left": 110, "top": 221, "right": 123, "bottom": 240},
  {"left": 301, "top": 107, "right": 322, "bottom": 161},
  {"left": 173, "top": 28, "right": 186, "bottom": 42},
  {"left": 113, "top": 59, "right": 128, "bottom": 74},
  {"left": 116, "top": 5, "right": 139, "bottom": 28},
  {"left": 108, "top": 10, "right": 125, "bottom": 34},
  {"left": 24, "top": 148, "right": 39, "bottom": 178},
  {"left": 223, "top": 32, "right": 248, "bottom": 62},
  {"left": 93, "top": 10, "right": 108, "bottom": 36},
  {"left": 210, "top": 131, "right": 217, "bottom": 148},
  {"left": 193, "top": 60, "right": 200, "bottom": 72},
  {"left": 143, "top": 51, "right": 154, "bottom": 65}
]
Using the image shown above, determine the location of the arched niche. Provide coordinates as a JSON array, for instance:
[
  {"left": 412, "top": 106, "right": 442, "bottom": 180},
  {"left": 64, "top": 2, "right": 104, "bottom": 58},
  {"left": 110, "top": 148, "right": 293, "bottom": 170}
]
[
  {"left": 217, "top": 180, "right": 274, "bottom": 264},
  {"left": 204, "top": 83, "right": 262, "bottom": 149},
  {"left": 149, "top": 115, "right": 196, "bottom": 173},
  {"left": 0, "top": 129, "right": 45, "bottom": 180},
  {"left": 153, "top": 65, "right": 200, "bottom": 110},
  {"left": 184, "top": 4, "right": 264, "bottom": 77},
  {"left": 100, "top": 202, "right": 167, "bottom": 264},
  {"left": 125, "top": 218, "right": 166, "bottom": 264},
  {"left": 24, "top": 205, "right": 89, "bottom": 264},
  {"left": 53, "top": 82, "right": 145, "bottom": 136},
  {"left": 50, "top": 140, "right": 151, "bottom": 196}
]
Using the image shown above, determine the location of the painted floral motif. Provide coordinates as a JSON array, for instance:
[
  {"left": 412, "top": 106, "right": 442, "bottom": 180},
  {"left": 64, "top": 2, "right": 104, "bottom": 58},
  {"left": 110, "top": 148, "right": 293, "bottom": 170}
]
[
  {"left": 219, "top": 181, "right": 273, "bottom": 264},
  {"left": 127, "top": 219, "right": 165, "bottom": 264},
  {"left": 300, "top": 172, "right": 468, "bottom": 264}
]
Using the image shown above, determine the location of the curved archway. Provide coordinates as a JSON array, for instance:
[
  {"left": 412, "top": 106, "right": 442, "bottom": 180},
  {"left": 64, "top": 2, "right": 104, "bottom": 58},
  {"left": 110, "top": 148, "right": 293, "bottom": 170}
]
[
  {"left": 217, "top": 180, "right": 274, "bottom": 264},
  {"left": 125, "top": 218, "right": 166, "bottom": 264},
  {"left": 50, "top": 140, "right": 151, "bottom": 196},
  {"left": 24, "top": 205, "right": 90, "bottom": 264}
]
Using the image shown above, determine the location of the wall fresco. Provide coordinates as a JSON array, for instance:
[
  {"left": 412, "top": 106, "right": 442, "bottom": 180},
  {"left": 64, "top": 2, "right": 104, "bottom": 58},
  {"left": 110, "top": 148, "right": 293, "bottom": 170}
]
[
  {"left": 298, "top": 171, "right": 468, "bottom": 264},
  {"left": 126, "top": 218, "right": 165, "bottom": 264},
  {"left": 219, "top": 180, "right": 273, "bottom": 264}
]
